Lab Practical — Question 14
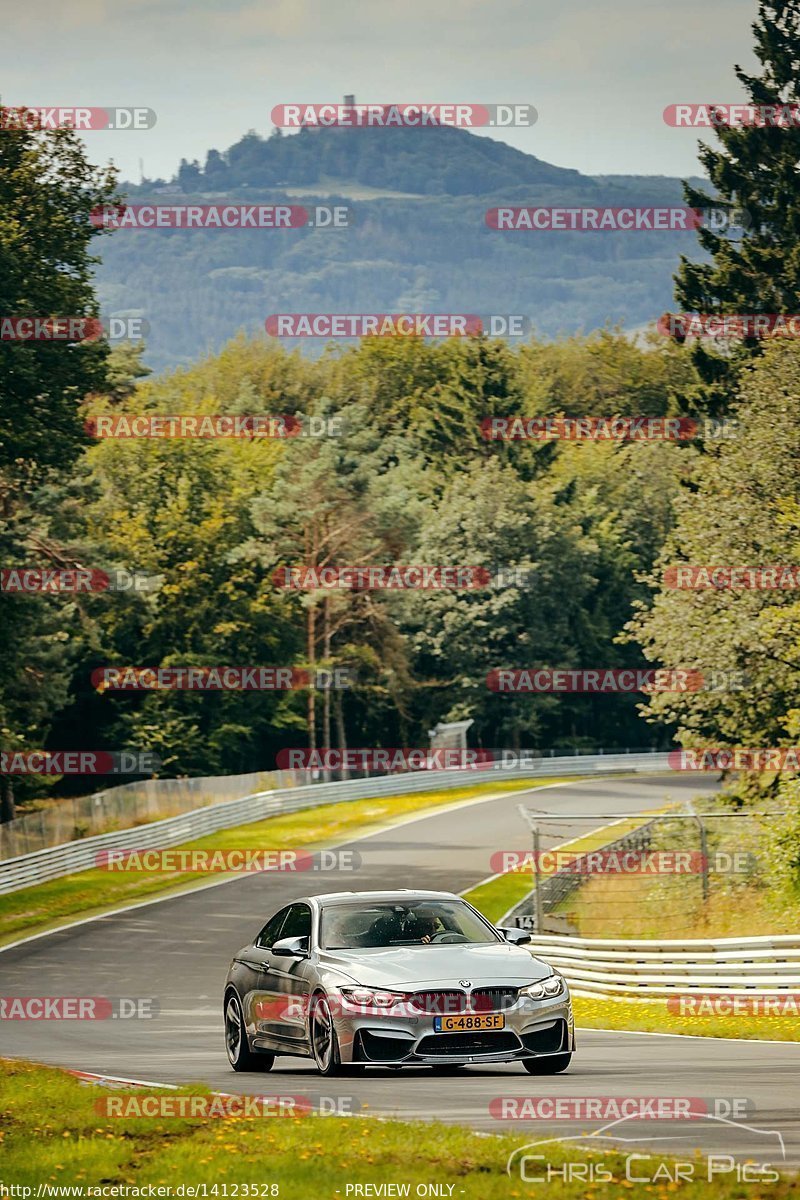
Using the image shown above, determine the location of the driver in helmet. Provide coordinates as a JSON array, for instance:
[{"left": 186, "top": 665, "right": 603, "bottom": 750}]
[{"left": 407, "top": 907, "right": 441, "bottom": 944}]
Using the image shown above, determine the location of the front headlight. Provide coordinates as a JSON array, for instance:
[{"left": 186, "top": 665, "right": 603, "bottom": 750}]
[
  {"left": 339, "top": 987, "right": 405, "bottom": 1009},
  {"left": 520, "top": 974, "right": 565, "bottom": 1000}
]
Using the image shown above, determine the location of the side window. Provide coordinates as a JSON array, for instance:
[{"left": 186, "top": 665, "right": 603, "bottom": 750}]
[
  {"left": 256, "top": 907, "right": 290, "bottom": 948},
  {"left": 279, "top": 903, "right": 312, "bottom": 942}
]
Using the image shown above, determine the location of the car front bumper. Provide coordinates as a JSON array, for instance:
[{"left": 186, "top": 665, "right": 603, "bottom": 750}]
[{"left": 334, "top": 994, "right": 575, "bottom": 1065}]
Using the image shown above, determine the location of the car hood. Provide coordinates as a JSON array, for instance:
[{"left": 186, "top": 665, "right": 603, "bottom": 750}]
[{"left": 317, "top": 942, "right": 556, "bottom": 988}]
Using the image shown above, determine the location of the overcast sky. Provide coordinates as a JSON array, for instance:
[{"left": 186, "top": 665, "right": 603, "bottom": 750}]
[{"left": 3, "top": 0, "right": 760, "bottom": 183}]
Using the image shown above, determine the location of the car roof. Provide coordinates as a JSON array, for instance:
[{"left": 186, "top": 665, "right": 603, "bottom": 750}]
[{"left": 302, "top": 889, "right": 460, "bottom": 906}]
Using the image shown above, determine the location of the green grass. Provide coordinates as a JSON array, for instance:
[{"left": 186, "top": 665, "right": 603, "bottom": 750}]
[
  {"left": 1, "top": 1059, "right": 797, "bottom": 1196},
  {"left": 0, "top": 777, "right": 561, "bottom": 947},
  {"left": 573, "top": 994, "right": 800, "bottom": 1042}
]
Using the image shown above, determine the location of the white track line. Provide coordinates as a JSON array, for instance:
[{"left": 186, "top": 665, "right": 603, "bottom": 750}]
[{"left": 576, "top": 1026, "right": 800, "bottom": 1046}]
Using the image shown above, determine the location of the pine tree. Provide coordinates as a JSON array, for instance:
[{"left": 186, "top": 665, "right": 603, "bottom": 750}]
[{"left": 673, "top": 1, "right": 800, "bottom": 413}]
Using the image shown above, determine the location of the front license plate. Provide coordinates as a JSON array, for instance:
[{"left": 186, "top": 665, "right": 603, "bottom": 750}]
[{"left": 433, "top": 1013, "right": 505, "bottom": 1032}]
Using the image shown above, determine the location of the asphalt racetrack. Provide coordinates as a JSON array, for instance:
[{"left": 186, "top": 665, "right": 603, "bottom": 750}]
[{"left": 2, "top": 773, "right": 799, "bottom": 1170}]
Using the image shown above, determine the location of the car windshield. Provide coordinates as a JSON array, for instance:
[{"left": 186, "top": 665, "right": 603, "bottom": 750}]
[{"left": 320, "top": 899, "right": 500, "bottom": 950}]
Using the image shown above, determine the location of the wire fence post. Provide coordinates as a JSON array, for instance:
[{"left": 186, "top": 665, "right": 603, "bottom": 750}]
[
  {"left": 533, "top": 824, "right": 544, "bottom": 933},
  {"left": 698, "top": 814, "right": 710, "bottom": 902}
]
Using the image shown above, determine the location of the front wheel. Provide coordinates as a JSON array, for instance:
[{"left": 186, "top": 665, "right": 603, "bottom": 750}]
[
  {"left": 310, "top": 993, "right": 345, "bottom": 1076},
  {"left": 522, "top": 1053, "right": 572, "bottom": 1075},
  {"left": 225, "top": 992, "right": 275, "bottom": 1072}
]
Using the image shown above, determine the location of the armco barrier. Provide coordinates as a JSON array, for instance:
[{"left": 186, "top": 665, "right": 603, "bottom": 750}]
[
  {"left": 0, "top": 750, "right": 670, "bottom": 894},
  {"left": 0, "top": 768, "right": 303, "bottom": 860},
  {"left": 521, "top": 932, "right": 800, "bottom": 997}
]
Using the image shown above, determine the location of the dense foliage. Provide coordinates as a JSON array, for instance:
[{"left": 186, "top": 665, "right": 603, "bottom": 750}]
[{"left": 0, "top": 120, "right": 118, "bottom": 817}]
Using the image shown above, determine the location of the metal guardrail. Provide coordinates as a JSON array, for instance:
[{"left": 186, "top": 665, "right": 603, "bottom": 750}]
[
  {"left": 0, "top": 750, "right": 670, "bottom": 894},
  {"left": 0, "top": 746, "right": 670, "bottom": 860},
  {"left": 0, "top": 768, "right": 304, "bottom": 860},
  {"left": 522, "top": 933, "right": 800, "bottom": 996}
]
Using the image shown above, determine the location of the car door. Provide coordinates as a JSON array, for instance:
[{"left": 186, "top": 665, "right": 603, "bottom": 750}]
[
  {"left": 267, "top": 902, "right": 315, "bottom": 1052},
  {"left": 239, "top": 906, "right": 290, "bottom": 1045}
]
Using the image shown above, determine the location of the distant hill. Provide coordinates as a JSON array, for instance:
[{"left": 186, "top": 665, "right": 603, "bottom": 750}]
[
  {"left": 98, "top": 125, "right": 711, "bottom": 373},
  {"left": 129, "top": 123, "right": 588, "bottom": 198}
]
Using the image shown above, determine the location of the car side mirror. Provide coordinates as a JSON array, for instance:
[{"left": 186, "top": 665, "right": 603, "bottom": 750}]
[
  {"left": 272, "top": 935, "right": 310, "bottom": 958},
  {"left": 498, "top": 926, "right": 532, "bottom": 945}
]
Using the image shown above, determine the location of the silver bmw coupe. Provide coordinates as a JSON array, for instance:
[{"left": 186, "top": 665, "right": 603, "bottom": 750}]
[{"left": 224, "top": 889, "right": 575, "bottom": 1076}]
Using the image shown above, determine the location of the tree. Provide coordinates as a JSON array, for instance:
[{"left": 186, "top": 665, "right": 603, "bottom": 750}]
[
  {"left": 0, "top": 116, "right": 117, "bottom": 488},
  {"left": 241, "top": 400, "right": 425, "bottom": 756},
  {"left": 66, "top": 346, "right": 308, "bottom": 778},
  {"left": 627, "top": 340, "right": 800, "bottom": 780},
  {"left": 673, "top": 1, "right": 800, "bottom": 412},
  {"left": 177, "top": 158, "right": 202, "bottom": 192},
  {"left": 0, "top": 116, "right": 118, "bottom": 819}
]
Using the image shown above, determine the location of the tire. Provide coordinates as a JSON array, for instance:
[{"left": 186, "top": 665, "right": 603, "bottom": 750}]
[
  {"left": 310, "top": 993, "right": 345, "bottom": 1077},
  {"left": 225, "top": 992, "right": 275, "bottom": 1072},
  {"left": 522, "top": 1053, "right": 572, "bottom": 1075}
]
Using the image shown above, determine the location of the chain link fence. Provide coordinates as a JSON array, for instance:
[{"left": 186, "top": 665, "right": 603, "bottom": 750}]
[
  {"left": 0, "top": 769, "right": 306, "bottom": 860},
  {"left": 507, "top": 807, "right": 783, "bottom": 938}
]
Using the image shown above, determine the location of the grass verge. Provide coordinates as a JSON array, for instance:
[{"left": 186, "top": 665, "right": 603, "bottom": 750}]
[
  {"left": 0, "top": 1059, "right": 796, "bottom": 1196},
  {"left": 0, "top": 776, "right": 560, "bottom": 947},
  {"left": 572, "top": 994, "right": 800, "bottom": 1042}
]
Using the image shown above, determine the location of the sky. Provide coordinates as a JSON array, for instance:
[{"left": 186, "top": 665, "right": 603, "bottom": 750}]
[{"left": 2, "top": 0, "right": 760, "bottom": 183}]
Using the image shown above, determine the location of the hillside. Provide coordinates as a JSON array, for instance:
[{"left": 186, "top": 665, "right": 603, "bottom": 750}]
[{"left": 98, "top": 125, "right": 710, "bottom": 372}]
